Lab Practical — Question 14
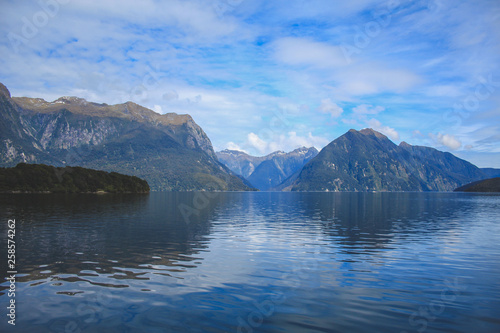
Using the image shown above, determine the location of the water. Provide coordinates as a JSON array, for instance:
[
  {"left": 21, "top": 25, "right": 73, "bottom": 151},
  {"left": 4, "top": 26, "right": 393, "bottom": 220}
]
[{"left": 0, "top": 192, "right": 499, "bottom": 333}]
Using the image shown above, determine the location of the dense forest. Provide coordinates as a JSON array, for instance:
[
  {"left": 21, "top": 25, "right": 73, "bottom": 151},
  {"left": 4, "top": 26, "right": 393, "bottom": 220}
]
[
  {"left": 0, "top": 163, "right": 150, "bottom": 193},
  {"left": 454, "top": 177, "right": 500, "bottom": 192}
]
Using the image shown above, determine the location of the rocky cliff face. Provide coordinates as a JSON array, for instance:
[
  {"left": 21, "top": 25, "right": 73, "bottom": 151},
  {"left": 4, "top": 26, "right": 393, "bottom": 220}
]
[
  {"left": 13, "top": 95, "right": 216, "bottom": 159},
  {"left": 289, "top": 128, "right": 487, "bottom": 192},
  {"left": 0, "top": 83, "right": 252, "bottom": 191},
  {"left": 0, "top": 83, "right": 55, "bottom": 165}
]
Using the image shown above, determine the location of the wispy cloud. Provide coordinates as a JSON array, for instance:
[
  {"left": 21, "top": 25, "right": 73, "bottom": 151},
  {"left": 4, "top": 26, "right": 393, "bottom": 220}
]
[
  {"left": 318, "top": 99, "right": 344, "bottom": 118},
  {"left": 352, "top": 104, "right": 385, "bottom": 115},
  {"left": 368, "top": 119, "right": 400, "bottom": 141},
  {"left": 272, "top": 37, "right": 346, "bottom": 68}
]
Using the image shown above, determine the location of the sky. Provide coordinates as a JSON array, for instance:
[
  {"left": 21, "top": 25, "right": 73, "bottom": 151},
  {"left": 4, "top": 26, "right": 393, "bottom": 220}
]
[{"left": 1, "top": 0, "right": 499, "bottom": 167}]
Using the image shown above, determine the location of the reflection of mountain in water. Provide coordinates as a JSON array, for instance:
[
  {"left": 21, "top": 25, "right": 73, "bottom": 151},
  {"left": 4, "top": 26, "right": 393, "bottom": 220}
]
[
  {"left": 296, "top": 192, "right": 473, "bottom": 253},
  {"left": 202, "top": 192, "right": 475, "bottom": 256},
  {"left": 0, "top": 192, "right": 498, "bottom": 333},
  {"left": 0, "top": 192, "right": 225, "bottom": 292}
]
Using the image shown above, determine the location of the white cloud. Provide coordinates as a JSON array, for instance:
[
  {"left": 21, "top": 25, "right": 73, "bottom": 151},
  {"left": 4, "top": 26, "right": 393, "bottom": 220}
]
[
  {"left": 268, "top": 132, "right": 330, "bottom": 152},
  {"left": 247, "top": 132, "right": 268, "bottom": 154},
  {"left": 430, "top": 133, "right": 462, "bottom": 150},
  {"left": 273, "top": 37, "right": 346, "bottom": 68},
  {"left": 225, "top": 142, "right": 247, "bottom": 153},
  {"left": 367, "top": 119, "right": 400, "bottom": 141},
  {"left": 333, "top": 64, "right": 422, "bottom": 97},
  {"left": 352, "top": 104, "right": 385, "bottom": 115},
  {"left": 318, "top": 98, "right": 343, "bottom": 118},
  {"left": 152, "top": 105, "right": 162, "bottom": 113},
  {"left": 240, "top": 131, "right": 329, "bottom": 156}
]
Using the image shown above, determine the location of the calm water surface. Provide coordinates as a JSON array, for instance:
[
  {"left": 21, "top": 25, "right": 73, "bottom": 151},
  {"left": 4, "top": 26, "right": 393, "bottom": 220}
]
[{"left": 0, "top": 192, "right": 499, "bottom": 332}]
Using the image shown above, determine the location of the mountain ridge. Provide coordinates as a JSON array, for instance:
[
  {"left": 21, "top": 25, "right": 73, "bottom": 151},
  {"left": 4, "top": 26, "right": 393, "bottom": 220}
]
[
  {"left": 0, "top": 83, "right": 253, "bottom": 191},
  {"left": 217, "top": 146, "right": 318, "bottom": 190},
  {"left": 288, "top": 128, "right": 487, "bottom": 192},
  {"left": 12, "top": 94, "right": 216, "bottom": 159}
]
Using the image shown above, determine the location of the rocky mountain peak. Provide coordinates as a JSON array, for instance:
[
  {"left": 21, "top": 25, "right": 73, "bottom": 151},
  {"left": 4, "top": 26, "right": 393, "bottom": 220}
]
[
  {"left": 8, "top": 88, "right": 216, "bottom": 158},
  {"left": 0, "top": 82, "right": 248, "bottom": 191},
  {"left": 399, "top": 141, "right": 412, "bottom": 149},
  {"left": 54, "top": 96, "right": 88, "bottom": 105},
  {"left": 218, "top": 149, "right": 249, "bottom": 156},
  {"left": 0, "top": 82, "right": 11, "bottom": 98},
  {"left": 289, "top": 128, "right": 485, "bottom": 192},
  {"left": 359, "top": 128, "right": 388, "bottom": 139},
  {"left": 292, "top": 146, "right": 319, "bottom": 154}
]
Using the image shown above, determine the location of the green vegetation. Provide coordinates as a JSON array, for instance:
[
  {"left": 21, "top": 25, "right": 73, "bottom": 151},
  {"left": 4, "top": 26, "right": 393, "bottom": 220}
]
[
  {"left": 454, "top": 177, "right": 500, "bottom": 192},
  {"left": 0, "top": 163, "right": 150, "bottom": 193}
]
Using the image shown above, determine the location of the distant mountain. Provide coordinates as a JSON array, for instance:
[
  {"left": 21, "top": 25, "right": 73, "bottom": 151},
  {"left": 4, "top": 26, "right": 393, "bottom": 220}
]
[
  {"left": 480, "top": 168, "right": 500, "bottom": 179},
  {"left": 217, "top": 147, "right": 318, "bottom": 190},
  {"left": 248, "top": 147, "right": 318, "bottom": 190},
  {"left": 0, "top": 163, "right": 150, "bottom": 193},
  {"left": 216, "top": 149, "right": 267, "bottom": 179},
  {"left": 288, "top": 128, "right": 487, "bottom": 192},
  {"left": 454, "top": 177, "right": 500, "bottom": 192},
  {"left": 0, "top": 83, "right": 253, "bottom": 191}
]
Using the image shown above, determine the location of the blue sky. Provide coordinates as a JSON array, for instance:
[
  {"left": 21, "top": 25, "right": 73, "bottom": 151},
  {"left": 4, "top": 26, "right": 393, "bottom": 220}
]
[{"left": 1, "top": 0, "right": 499, "bottom": 167}]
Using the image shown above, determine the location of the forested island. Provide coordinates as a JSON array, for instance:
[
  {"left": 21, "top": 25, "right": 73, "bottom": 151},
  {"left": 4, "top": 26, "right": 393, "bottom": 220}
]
[
  {"left": 454, "top": 177, "right": 500, "bottom": 193},
  {"left": 0, "top": 163, "right": 150, "bottom": 193}
]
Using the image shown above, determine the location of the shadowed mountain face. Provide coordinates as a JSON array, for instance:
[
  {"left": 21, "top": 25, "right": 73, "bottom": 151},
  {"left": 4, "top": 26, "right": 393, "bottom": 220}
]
[
  {"left": 217, "top": 147, "right": 318, "bottom": 190},
  {"left": 288, "top": 129, "right": 487, "bottom": 192},
  {"left": 0, "top": 83, "right": 253, "bottom": 191}
]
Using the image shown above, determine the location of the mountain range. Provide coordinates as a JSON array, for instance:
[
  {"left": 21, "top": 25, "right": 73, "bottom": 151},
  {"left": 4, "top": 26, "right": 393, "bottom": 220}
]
[
  {"left": 0, "top": 83, "right": 252, "bottom": 191},
  {"left": 217, "top": 147, "right": 318, "bottom": 190},
  {"left": 219, "top": 129, "right": 494, "bottom": 192},
  {"left": 286, "top": 129, "right": 487, "bottom": 191},
  {"left": 2, "top": 82, "right": 496, "bottom": 192}
]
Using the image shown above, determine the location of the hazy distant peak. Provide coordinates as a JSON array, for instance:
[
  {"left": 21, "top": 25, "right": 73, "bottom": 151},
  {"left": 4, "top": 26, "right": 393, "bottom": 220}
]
[
  {"left": 267, "top": 150, "right": 286, "bottom": 157},
  {"left": 292, "top": 146, "right": 318, "bottom": 153},
  {"left": 218, "top": 149, "right": 250, "bottom": 156}
]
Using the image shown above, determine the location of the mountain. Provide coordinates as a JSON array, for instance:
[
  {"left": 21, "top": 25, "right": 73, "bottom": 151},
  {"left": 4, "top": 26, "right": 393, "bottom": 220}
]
[
  {"left": 217, "top": 147, "right": 318, "bottom": 190},
  {"left": 454, "top": 177, "right": 500, "bottom": 192},
  {"left": 0, "top": 163, "right": 150, "bottom": 193},
  {"left": 0, "top": 83, "right": 253, "bottom": 191},
  {"left": 216, "top": 149, "right": 267, "bottom": 179},
  {"left": 480, "top": 168, "right": 500, "bottom": 179},
  {"left": 288, "top": 128, "right": 487, "bottom": 192},
  {"left": 248, "top": 147, "right": 318, "bottom": 190}
]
